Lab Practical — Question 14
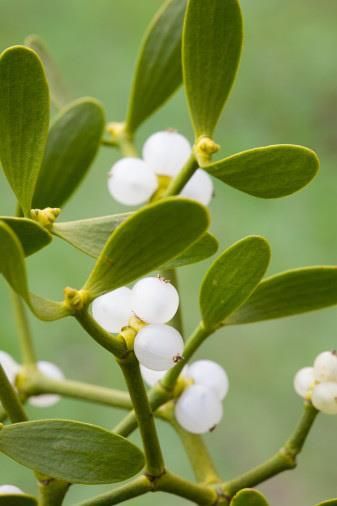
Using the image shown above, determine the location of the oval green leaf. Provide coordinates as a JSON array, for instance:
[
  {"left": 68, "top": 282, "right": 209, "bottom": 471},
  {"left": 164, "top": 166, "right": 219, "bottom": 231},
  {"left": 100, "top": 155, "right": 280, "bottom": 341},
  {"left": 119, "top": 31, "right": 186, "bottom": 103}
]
[
  {"left": 0, "top": 221, "right": 69, "bottom": 321},
  {"left": 1, "top": 217, "right": 52, "bottom": 256},
  {"left": 163, "top": 232, "right": 218, "bottom": 269},
  {"left": 0, "top": 46, "right": 49, "bottom": 215},
  {"left": 84, "top": 198, "right": 209, "bottom": 298},
  {"left": 25, "top": 34, "right": 70, "bottom": 109},
  {"left": 183, "top": 0, "right": 242, "bottom": 138},
  {"left": 200, "top": 236, "right": 271, "bottom": 330},
  {"left": 315, "top": 501, "right": 337, "bottom": 506},
  {"left": 227, "top": 267, "right": 337, "bottom": 325},
  {"left": 0, "top": 496, "right": 37, "bottom": 506},
  {"left": 126, "top": 0, "right": 187, "bottom": 133},
  {"left": 0, "top": 419, "right": 144, "bottom": 484},
  {"left": 205, "top": 145, "right": 319, "bottom": 198},
  {"left": 231, "top": 489, "right": 269, "bottom": 506},
  {"left": 33, "top": 98, "right": 105, "bottom": 209}
]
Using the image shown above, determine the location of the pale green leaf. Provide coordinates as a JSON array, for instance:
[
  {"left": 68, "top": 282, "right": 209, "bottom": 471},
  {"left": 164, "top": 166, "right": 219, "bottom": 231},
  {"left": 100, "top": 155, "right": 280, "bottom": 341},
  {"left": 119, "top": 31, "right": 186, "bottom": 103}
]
[
  {"left": 205, "top": 145, "right": 319, "bottom": 198},
  {"left": 0, "top": 496, "right": 37, "bottom": 506},
  {"left": 0, "top": 46, "right": 49, "bottom": 215},
  {"left": 84, "top": 198, "right": 209, "bottom": 298},
  {"left": 0, "top": 419, "right": 144, "bottom": 484},
  {"left": 162, "top": 232, "right": 218, "bottom": 269},
  {"left": 227, "top": 267, "right": 337, "bottom": 325},
  {"left": 200, "top": 236, "right": 271, "bottom": 330},
  {"left": 231, "top": 489, "right": 269, "bottom": 506},
  {"left": 1, "top": 217, "right": 52, "bottom": 256},
  {"left": 126, "top": 0, "right": 187, "bottom": 133},
  {"left": 183, "top": 0, "right": 243, "bottom": 138},
  {"left": 33, "top": 98, "right": 105, "bottom": 209},
  {"left": 314, "top": 501, "right": 337, "bottom": 506}
]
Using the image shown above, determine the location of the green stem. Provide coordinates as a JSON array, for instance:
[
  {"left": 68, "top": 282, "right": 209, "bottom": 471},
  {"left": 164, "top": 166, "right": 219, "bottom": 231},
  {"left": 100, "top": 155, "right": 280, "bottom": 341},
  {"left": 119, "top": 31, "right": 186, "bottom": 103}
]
[
  {"left": 156, "top": 471, "right": 217, "bottom": 505},
  {"left": 76, "top": 476, "right": 151, "bottom": 506},
  {"left": 101, "top": 138, "right": 119, "bottom": 148},
  {"left": 38, "top": 479, "right": 69, "bottom": 506},
  {"left": 171, "top": 419, "right": 221, "bottom": 484},
  {"left": 222, "top": 402, "right": 318, "bottom": 498},
  {"left": 160, "top": 268, "right": 184, "bottom": 333},
  {"left": 165, "top": 153, "right": 199, "bottom": 197},
  {"left": 12, "top": 292, "right": 37, "bottom": 366},
  {"left": 118, "top": 352, "right": 165, "bottom": 477},
  {"left": 0, "top": 363, "right": 27, "bottom": 423}
]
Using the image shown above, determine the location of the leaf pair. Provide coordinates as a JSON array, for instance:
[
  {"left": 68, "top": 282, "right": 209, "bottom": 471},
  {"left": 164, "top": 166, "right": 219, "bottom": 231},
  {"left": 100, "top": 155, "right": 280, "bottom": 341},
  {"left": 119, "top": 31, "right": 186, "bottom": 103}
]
[
  {"left": 200, "top": 236, "right": 337, "bottom": 331},
  {"left": 231, "top": 489, "right": 269, "bottom": 506},
  {"left": 0, "top": 45, "right": 105, "bottom": 216},
  {"left": 0, "top": 419, "right": 144, "bottom": 484}
]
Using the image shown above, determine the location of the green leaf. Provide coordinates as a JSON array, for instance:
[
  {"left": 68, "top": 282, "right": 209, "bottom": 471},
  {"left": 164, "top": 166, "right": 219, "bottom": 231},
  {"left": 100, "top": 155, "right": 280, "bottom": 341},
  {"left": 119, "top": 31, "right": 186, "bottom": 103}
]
[
  {"left": 32, "top": 98, "right": 105, "bottom": 209},
  {"left": 84, "top": 198, "right": 209, "bottom": 298},
  {"left": 227, "top": 267, "right": 337, "bottom": 325},
  {"left": 314, "top": 501, "right": 337, "bottom": 506},
  {"left": 0, "top": 221, "right": 69, "bottom": 321},
  {"left": 126, "top": 0, "right": 187, "bottom": 133},
  {"left": 1, "top": 217, "right": 52, "bottom": 256},
  {"left": 183, "top": 0, "right": 243, "bottom": 138},
  {"left": 0, "top": 496, "right": 37, "bottom": 506},
  {"left": 200, "top": 236, "right": 271, "bottom": 330},
  {"left": 0, "top": 46, "right": 49, "bottom": 215},
  {"left": 205, "top": 145, "right": 319, "bottom": 198},
  {"left": 231, "top": 489, "right": 269, "bottom": 506},
  {"left": 25, "top": 34, "right": 70, "bottom": 109},
  {"left": 162, "top": 232, "right": 218, "bottom": 269},
  {"left": 0, "top": 419, "right": 144, "bottom": 484}
]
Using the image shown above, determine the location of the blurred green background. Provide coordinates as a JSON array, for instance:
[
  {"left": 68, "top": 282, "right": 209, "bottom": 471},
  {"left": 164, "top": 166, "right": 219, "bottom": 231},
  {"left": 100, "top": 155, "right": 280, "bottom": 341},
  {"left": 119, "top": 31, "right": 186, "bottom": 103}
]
[{"left": 0, "top": 0, "right": 337, "bottom": 504}]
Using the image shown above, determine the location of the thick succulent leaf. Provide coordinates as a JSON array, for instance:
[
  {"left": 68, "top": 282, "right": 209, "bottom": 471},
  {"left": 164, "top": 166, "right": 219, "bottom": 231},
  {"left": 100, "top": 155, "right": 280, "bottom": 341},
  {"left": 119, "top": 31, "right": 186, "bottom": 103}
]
[
  {"left": 1, "top": 217, "right": 52, "bottom": 256},
  {"left": 0, "top": 496, "right": 37, "bottom": 506},
  {"left": 25, "top": 34, "right": 70, "bottom": 109},
  {"left": 183, "top": 0, "right": 242, "bottom": 138},
  {"left": 205, "top": 145, "right": 319, "bottom": 198},
  {"left": 163, "top": 232, "right": 218, "bottom": 268},
  {"left": 126, "top": 0, "right": 186, "bottom": 133},
  {"left": 231, "top": 489, "right": 269, "bottom": 506},
  {"left": 227, "top": 267, "right": 337, "bottom": 325},
  {"left": 0, "top": 46, "right": 49, "bottom": 215},
  {"left": 0, "top": 221, "right": 69, "bottom": 321},
  {"left": 200, "top": 236, "right": 271, "bottom": 330},
  {"left": 0, "top": 420, "right": 144, "bottom": 484},
  {"left": 314, "top": 501, "right": 337, "bottom": 506},
  {"left": 84, "top": 198, "right": 209, "bottom": 298},
  {"left": 33, "top": 98, "right": 105, "bottom": 209}
]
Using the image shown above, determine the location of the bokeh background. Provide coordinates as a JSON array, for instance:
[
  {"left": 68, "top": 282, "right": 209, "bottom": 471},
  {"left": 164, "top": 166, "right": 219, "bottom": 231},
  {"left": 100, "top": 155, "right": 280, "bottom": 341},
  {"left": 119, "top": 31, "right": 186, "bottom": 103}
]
[{"left": 0, "top": 0, "right": 337, "bottom": 504}]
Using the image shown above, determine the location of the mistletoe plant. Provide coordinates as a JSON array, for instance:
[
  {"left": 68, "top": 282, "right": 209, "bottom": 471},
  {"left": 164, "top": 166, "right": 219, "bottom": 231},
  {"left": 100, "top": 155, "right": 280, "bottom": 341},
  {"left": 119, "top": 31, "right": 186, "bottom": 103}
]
[{"left": 0, "top": 1, "right": 336, "bottom": 505}]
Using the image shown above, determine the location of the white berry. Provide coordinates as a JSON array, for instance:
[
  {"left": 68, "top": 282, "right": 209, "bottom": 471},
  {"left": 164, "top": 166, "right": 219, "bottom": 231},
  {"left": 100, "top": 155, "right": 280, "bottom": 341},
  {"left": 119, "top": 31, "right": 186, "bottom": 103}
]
[
  {"left": 294, "top": 367, "right": 315, "bottom": 399},
  {"left": 188, "top": 360, "right": 229, "bottom": 400},
  {"left": 142, "top": 131, "right": 191, "bottom": 176},
  {"left": 92, "top": 287, "right": 132, "bottom": 333},
  {"left": 312, "top": 382, "right": 337, "bottom": 415},
  {"left": 0, "top": 485, "right": 24, "bottom": 495},
  {"left": 313, "top": 350, "right": 337, "bottom": 383},
  {"left": 140, "top": 364, "right": 189, "bottom": 387},
  {"left": 134, "top": 324, "right": 184, "bottom": 371},
  {"left": 131, "top": 277, "right": 179, "bottom": 324},
  {"left": 29, "top": 361, "right": 64, "bottom": 408},
  {"left": 175, "top": 384, "right": 223, "bottom": 434},
  {"left": 0, "top": 351, "right": 19, "bottom": 385},
  {"left": 180, "top": 169, "right": 214, "bottom": 206},
  {"left": 107, "top": 157, "right": 158, "bottom": 206}
]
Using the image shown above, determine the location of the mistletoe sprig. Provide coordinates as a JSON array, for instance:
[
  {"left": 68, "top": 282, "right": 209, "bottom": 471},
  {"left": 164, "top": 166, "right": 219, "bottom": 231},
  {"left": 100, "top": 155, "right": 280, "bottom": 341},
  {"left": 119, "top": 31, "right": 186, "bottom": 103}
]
[{"left": 0, "top": 1, "right": 336, "bottom": 505}]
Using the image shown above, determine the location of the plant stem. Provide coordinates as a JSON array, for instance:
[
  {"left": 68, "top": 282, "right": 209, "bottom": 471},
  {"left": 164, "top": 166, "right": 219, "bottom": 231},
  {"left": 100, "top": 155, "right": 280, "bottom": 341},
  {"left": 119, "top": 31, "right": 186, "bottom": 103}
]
[
  {"left": 171, "top": 419, "right": 221, "bottom": 484},
  {"left": 118, "top": 352, "right": 165, "bottom": 477},
  {"left": 11, "top": 292, "right": 37, "bottom": 366},
  {"left": 160, "top": 268, "right": 184, "bottom": 333},
  {"left": 76, "top": 476, "right": 152, "bottom": 506},
  {"left": 156, "top": 471, "right": 218, "bottom": 505},
  {"left": 165, "top": 153, "right": 199, "bottom": 197},
  {"left": 0, "top": 363, "right": 27, "bottom": 423},
  {"left": 222, "top": 402, "right": 318, "bottom": 498},
  {"left": 38, "top": 479, "right": 69, "bottom": 506}
]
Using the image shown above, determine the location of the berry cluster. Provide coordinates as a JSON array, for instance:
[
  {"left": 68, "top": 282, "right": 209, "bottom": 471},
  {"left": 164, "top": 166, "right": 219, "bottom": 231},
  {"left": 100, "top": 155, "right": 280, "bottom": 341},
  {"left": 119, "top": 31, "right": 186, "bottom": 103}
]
[
  {"left": 0, "top": 351, "right": 64, "bottom": 408},
  {"left": 107, "top": 130, "right": 214, "bottom": 206},
  {"left": 294, "top": 350, "right": 337, "bottom": 414}
]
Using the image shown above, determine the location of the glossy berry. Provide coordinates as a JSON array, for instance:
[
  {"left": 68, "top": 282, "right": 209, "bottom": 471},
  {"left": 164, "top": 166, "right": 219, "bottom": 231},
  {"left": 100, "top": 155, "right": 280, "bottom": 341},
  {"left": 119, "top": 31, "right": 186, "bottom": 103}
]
[
  {"left": 175, "top": 384, "right": 223, "bottom": 434},
  {"left": 134, "top": 324, "right": 184, "bottom": 371},
  {"left": 140, "top": 365, "right": 167, "bottom": 387},
  {"left": 108, "top": 157, "right": 158, "bottom": 206},
  {"left": 143, "top": 131, "right": 191, "bottom": 176},
  {"left": 0, "top": 485, "right": 24, "bottom": 495},
  {"left": 180, "top": 169, "right": 214, "bottom": 206},
  {"left": 311, "top": 382, "right": 337, "bottom": 415},
  {"left": 0, "top": 351, "right": 19, "bottom": 385},
  {"left": 92, "top": 287, "right": 133, "bottom": 333},
  {"left": 188, "top": 360, "right": 229, "bottom": 400},
  {"left": 131, "top": 277, "right": 179, "bottom": 324},
  {"left": 294, "top": 367, "right": 315, "bottom": 399},
  {"left": 313, "top": 350, "right": 337, "bottom": 383},
  {"left": 29, "top": 361, "right": 64, "bottom": 408}
]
